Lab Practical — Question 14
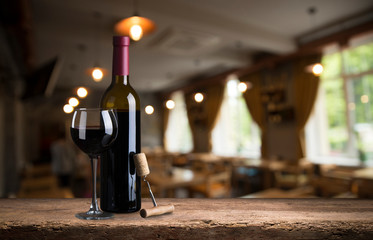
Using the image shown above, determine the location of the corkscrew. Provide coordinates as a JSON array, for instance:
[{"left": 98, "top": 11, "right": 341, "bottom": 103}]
[{"left": 134, "top": 153, "right": 174, "bottom": 218}]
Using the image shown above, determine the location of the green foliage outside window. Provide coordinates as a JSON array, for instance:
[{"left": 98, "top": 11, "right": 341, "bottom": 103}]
[
  {"left": 322, "top": 77, "right": 348, "bottom": 152},
  {"left": 320, "top": 42, "right": 373, "bottom": 160},
  {"left": 343, "top": 42, "right": 373, "bottom": 74}
]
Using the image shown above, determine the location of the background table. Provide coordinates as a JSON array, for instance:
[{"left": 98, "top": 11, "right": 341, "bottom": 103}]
[
  {"left": 147, "top": 167, "right": 206, "bottom": 197},
  {"left": 1, "top": 198, "right": 373, "bottom": 239}
]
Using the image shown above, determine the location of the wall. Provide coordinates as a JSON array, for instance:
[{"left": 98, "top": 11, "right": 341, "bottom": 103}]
[
  {"left": 0, "top": 82, "right": 20, "bottom": 197},
  {"left": 269, "top": 69, "right": 298, "bottom": 161},
  {"left": 0, "top": 88, "right": 4, "bottom": 196},
  {"left": 0, "top": 25, "right": 24, "bottom": 197},
  {"left": 257, "top": 62, "right": 299, "bottom": 161},
  {"left": 139, "top": 92, "right": 163, "bottom": 149},
  {"left": 267, "top": 123, "right": 297, "bottom": 160}
]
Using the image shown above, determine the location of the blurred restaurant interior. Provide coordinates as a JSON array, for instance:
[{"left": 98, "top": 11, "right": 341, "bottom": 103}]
[{"left": 1, "top": 0, "right": 373, "bottom": 200}]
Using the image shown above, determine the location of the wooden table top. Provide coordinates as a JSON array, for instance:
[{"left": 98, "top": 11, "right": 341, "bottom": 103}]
[
  {"left": 1, "top": 198, "right": 372, "bottom": 239},
  {"left": 353, "top": 167, "right": 373, "bottom": 180},
  {"left": 319, "top": 165, "right": 373, "bottom": 181},
  {"left": 233, "top": 158, "right": 313, "bottom": 171}
]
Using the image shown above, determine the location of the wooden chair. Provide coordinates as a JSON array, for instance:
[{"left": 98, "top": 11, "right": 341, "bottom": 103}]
[
  {"left": 310, "top": 165, "right": 359, "bottom": 198},
  {"left": 351, "top": 167, "right": 373, "bottom": 198},
  {"left": 189, "top": 160, "right": 232, "bottom": 198},
  {"left": 142, "top": 152, "right": 173, "bottom": 197},
  {"left": 231, "top": 166, "right": 261, "bottom": 196},
  {"left": 172, "top": 154, "right": 188, "bottom": 167},
  {"left": 17, "top": 164, "right": 74, "bottom": 198},
  {"left": 353, "top": 179, "right": 373, "bottom": 198},
  {"left": 271, "top": 160, "right": 313, "bottom": 189},
  {"left": 312, "top": 176, "right": 352, "bottom": 198},
  {"left": 146, "top": 152, "right": 173, "bottom": 175}
]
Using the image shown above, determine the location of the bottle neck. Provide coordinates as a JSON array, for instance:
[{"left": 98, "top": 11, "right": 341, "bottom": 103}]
[
  {"left": 112, "top": 44, "right": 129, "bottom": 76},
  {"left": 113, "top": 75, "right": 129, "bottom": 85}
]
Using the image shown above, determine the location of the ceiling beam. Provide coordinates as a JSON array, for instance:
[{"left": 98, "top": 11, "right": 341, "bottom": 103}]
[{"left": 297, "top": 8, "right": 373, "bottom": 50}]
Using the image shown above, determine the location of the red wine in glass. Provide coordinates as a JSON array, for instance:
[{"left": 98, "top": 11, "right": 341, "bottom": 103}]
[
  {"left": 70, "top": 108, "right": 118, "bottom": 220},
  {"left": 71, "top": 128, "right": 116, "bottom": 156}
]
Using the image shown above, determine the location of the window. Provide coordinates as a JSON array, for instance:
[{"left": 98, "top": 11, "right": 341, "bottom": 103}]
[
  {"left": 306, "top": 34, "right": 373, "bottom": 165},
  {"left": 212, "top": 77, "right": 260, "bottom": 157},
  {"left": 165, "top": 91, "right": 193, "bottom": 153}
]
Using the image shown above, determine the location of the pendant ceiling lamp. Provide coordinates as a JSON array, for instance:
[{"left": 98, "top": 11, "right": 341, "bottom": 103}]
[
  {"left": 114, "top": 0, "right": 156, "bottom": 41},
  {"left": 307, "top": 6, "right": 323, "bottom": 76},
  {"left": 90, "top": 11, "right": 106, "bottom": 82}
]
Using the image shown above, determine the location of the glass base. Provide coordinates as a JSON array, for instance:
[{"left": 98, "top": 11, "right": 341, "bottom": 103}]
[{"left": 75, "top": 210, "right": 113, "bottom": 220}]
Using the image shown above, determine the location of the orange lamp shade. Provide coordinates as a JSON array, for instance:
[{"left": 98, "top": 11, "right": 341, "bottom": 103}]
[{"left": 114, "top": 16, "right": 156, "bottom": 41}]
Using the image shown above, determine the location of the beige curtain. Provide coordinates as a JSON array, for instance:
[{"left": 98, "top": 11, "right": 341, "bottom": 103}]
[
  {"left": 240, "top": 72, "right": 268, "bottom": 158},
  {"left": 162, "top": 94, "right": 171, "bottom": 150},
  {"left": 185, "top": 82, "right": 225, "bottom": 152},
  {"left": 293, "top": 54, "right": 321, "bottom": 159}
]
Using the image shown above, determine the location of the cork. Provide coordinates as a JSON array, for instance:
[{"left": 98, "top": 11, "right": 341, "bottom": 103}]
[
  {"left": 140, "top": 204, "right": 175, "bottom": 218},
  {"left": 134, "top": 153, "right": 150, "bottom": 176}
]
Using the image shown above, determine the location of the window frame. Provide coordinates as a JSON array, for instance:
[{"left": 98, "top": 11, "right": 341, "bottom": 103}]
[{"left": 306, "top": 38, "right": 373, "bottom": 166}]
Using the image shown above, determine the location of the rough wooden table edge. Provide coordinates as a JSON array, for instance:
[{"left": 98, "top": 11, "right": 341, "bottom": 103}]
[{"left": 1, "top": 198, "right": 373, "bottom": 240}]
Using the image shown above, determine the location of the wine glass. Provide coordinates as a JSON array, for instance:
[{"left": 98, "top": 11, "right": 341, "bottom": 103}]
[{"left": 70, "top": 108, "right": 118, "bottom": 220}]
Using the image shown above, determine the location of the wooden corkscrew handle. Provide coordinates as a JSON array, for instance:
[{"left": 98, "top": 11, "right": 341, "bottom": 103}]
[{"left": 140, "top": 204, "right": 175, "bottom": 218}]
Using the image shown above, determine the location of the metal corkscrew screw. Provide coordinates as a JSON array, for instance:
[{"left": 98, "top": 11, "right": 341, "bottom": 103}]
[{"left": 143, "top": 175, "right": 157, "bottom": 207}]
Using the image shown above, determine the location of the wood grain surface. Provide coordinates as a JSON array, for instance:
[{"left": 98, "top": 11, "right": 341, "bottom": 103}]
[{"left": 1, "top": 198, "right": 372, "bottom": 239}]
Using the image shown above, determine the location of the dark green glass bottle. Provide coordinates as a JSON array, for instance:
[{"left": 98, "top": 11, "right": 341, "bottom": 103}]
[{"left": 100, "top": 36, "right": 141, "bottom": 213}]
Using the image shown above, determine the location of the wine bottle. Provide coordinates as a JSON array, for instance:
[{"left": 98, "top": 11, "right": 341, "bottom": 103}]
[{"left": 100, "top": 36, "right": 141, "bottom": 213}]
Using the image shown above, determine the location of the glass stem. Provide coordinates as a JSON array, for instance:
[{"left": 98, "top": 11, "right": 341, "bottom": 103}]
[{"left": 90, "top": 156, "right": 100, "bottom": 213}]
